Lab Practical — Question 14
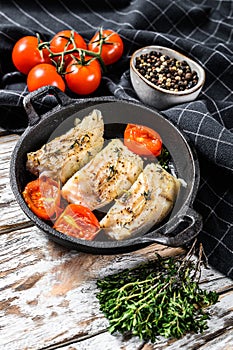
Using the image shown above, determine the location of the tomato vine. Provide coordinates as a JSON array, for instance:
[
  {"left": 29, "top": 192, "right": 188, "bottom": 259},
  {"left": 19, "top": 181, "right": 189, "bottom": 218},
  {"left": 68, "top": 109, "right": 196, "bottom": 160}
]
[{"left": 12, "top": 28, "right": 124, "bottom": 95}]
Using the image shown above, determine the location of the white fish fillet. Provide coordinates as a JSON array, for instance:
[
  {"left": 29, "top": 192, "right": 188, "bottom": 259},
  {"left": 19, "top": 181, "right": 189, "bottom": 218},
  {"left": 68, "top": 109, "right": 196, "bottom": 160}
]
[
  {"left": 100, "top": 163, "right": 181, "bottom": 240},
  {"left": 26, "top": 109, "right": 104, "bottom": 183},
  {"left": 62, "top": 139, "right": 144, "bottom": 210}
]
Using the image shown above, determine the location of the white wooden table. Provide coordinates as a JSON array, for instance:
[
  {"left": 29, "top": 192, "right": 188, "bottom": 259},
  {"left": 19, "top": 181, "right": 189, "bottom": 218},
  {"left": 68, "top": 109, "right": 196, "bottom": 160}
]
[{"left": 1, "top": 131, "right": 233, "bottom": 350}]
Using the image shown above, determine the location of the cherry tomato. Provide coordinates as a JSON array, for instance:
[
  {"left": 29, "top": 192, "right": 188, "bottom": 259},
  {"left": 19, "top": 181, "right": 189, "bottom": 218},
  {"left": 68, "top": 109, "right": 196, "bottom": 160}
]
[
  {"left": 27, "top": 63, "right": 65, "bottom": 92},
  {"left": 53, "top": 204, "right": 100, "bottom": 240},
  {"left": 22, "top": 176, "right": 62, "bottom": 221},
  {"left": 88, "top": 29, "right": 124, "bottom": 65},
  {"left": 12, "top": 36, "right": 51, "bottom": 75},
  {"left": 50, "top": 30, "right": 87, "bottom": 67},
  {"left": 65, "top": 56, "right": 101, "bottom": 95},
  {"left": 124, "top": 124, "right": 163, "bottom": 157}
]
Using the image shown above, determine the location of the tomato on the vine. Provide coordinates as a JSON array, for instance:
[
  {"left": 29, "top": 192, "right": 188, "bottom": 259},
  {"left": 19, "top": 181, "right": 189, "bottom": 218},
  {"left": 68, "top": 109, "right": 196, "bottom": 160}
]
[
  {"left": 50, "top": 30, "right": 87, "bottom": 67},
  {"left": 12, "top": 36, "right": 51, "bottom": 75},
  {"left": 124, "top": 124, "right": 163, "bottom": 157},
  {"left": 65, "top": 56, "right": 101, "bottom": 95},
  {"left": 27, "top": 63, "right": 65, "bottom": 92},
  {"left": 12, "top": 28, "right": 124, "bottom": 96},
  {"left": 53, "top": 203, "right": 100, "bottom": 240},
  {"left": 88, "top": 29, "right": 124, "bottom": 66}
]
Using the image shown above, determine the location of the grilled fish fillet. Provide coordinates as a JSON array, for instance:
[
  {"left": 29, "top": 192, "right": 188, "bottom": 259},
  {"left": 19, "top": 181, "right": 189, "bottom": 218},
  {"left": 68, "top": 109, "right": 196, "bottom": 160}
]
[
  {"left": 62, "top": 139, "right": 144, "bottom": 210},
  {"left": 26, "top": 109, "right": 104, "bottom": 183},
  {"left": 100, "top": 163, "right": 181, "bottom": 240}
]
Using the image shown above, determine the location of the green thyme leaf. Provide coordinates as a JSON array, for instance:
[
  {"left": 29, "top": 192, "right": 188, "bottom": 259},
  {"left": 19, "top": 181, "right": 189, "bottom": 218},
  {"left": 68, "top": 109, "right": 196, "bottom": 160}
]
[
  {"left": 158, "top": 146, "right": 171, "bottom": 170},
  {"left": 96, "top": 243, "right": 219, "bottom": 342}
]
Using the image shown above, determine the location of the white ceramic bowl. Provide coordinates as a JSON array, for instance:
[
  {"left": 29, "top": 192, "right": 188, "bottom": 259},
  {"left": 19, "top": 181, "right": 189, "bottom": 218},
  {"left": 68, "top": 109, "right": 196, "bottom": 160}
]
[{"left": 130, "top": 45, "right": 205, "bottom": 110}]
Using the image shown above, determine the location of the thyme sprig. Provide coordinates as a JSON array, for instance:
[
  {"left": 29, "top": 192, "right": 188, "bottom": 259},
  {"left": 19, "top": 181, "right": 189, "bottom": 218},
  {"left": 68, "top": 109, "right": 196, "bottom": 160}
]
[
  {"left": 96, "top": 242, "right": 219, "bottom": 342},
  {"left": 157, "top": 146, "right": 171, "bottom": 170}
]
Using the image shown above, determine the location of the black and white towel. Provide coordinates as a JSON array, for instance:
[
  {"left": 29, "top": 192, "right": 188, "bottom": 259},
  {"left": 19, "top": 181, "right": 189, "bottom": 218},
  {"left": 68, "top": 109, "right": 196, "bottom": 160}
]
[{"left": 0, "top": 0, "right": 232, "bottom": 278}]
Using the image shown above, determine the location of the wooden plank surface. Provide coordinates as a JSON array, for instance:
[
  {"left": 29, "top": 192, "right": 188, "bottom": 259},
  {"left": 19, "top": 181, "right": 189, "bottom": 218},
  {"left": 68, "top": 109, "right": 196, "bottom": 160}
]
[
  {"left": 0, "top": 134, "right": 31, "bottom": 231},
  {"left": 0, "top": 134, "right": 233, "bottom": 350},
  {"left": 0, "top": 224, "right": 184, "bottom": 350},
  {"left": 0, "top": 223, "right": 233, "bottom": 350}
]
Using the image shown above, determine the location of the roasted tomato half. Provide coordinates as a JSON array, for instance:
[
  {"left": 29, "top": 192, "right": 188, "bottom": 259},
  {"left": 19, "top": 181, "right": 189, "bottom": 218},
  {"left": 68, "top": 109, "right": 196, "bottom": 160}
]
[
  {"left": 53, "top": 204, "right": 100, "bottom": 240},
  {"left": 124, "top": 124, "right": 162, "bottom": 157},
  {"left": 22, "top": 175, "right": 62, "bottom": 221}
]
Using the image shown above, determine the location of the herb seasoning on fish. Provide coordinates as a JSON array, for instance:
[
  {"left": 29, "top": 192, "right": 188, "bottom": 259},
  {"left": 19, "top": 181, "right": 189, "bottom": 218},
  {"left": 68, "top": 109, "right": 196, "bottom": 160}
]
[
  {"left": 135, "top": 51, "right": 199, "bottom": 91},
  {"left": 100, "top": 163, "right": 180, "bottom": 241}
]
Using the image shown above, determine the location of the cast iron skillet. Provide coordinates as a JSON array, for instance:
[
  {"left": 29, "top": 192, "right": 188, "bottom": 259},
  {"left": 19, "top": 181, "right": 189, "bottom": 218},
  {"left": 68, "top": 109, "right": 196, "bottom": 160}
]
[{"left": 10, "top": 86, "right": 202, "bottom": 254}]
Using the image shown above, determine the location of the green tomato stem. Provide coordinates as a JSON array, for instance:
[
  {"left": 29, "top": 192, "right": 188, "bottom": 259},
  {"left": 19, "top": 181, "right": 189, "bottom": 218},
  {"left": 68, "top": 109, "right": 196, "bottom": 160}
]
[{"left": 37, "top": 28, "right": 107, "bottom": 74}]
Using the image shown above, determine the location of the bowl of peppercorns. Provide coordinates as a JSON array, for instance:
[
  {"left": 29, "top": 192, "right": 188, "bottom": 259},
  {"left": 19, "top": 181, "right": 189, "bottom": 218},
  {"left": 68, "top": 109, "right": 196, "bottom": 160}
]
[{"left": 130, "top": 45, "right": 205, "bottom": 110}]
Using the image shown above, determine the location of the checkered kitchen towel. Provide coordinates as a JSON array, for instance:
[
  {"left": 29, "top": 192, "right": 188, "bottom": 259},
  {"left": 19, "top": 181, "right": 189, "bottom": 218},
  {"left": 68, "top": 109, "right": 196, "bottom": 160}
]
[{"left": 0, "top": 0, "right": 232, "bottom": 278}]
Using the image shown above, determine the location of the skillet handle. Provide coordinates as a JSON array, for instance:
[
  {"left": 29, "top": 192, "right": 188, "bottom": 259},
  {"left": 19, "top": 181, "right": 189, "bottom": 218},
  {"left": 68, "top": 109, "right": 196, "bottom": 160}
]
[
  {"left": 23, "top": 86, "right": 76, "bottom": 126},
  {"left": 137, "top": 207, "right": 202, "bottom": 247}
]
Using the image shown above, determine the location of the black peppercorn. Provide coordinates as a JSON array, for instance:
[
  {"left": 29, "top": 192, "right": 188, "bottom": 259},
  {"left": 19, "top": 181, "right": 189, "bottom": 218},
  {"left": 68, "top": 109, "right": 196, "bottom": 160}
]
[{"left": 134, "top": 51, "right": 199, "bottom": 92}]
